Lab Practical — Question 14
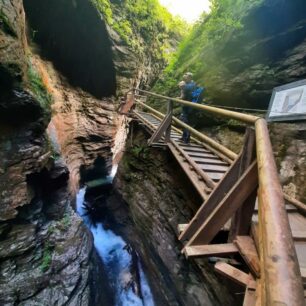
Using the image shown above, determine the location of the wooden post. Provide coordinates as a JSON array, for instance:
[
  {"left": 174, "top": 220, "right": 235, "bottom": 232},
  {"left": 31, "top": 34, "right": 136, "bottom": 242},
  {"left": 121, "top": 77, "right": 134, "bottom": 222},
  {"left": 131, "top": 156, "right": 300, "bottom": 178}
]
[
  {"left": 255, "top": 119, "right": 304, "bottom": 305},
  {"left": 165, "top": 101, "right": 173, "bottom": 142},
  {"left": 147, "top": 100, "right": 173, "bottom": 145}
]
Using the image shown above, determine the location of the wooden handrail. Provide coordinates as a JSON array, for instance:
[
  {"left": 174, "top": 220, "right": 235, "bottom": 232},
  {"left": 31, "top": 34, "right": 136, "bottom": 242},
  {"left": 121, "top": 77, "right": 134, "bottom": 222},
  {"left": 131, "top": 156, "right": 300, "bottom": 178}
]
[
  {"left": 255, "top": 119, "right": 304, "bottom": 305},
  {"left": 133, "top": 89, "right": 305, "bottom": 304},
  {"left": 135, "top": 99, "right": 237, "bottom": 161},
  {"left": 137, "top": 89, "right": 259, "bottom": 124}
]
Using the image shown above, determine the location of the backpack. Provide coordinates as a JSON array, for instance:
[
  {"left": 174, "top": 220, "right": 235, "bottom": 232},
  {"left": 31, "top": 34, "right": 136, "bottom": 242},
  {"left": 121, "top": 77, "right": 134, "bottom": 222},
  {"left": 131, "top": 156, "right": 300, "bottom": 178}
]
[{"left": 191, "top": 86, "right": 205, "bottom": 103}]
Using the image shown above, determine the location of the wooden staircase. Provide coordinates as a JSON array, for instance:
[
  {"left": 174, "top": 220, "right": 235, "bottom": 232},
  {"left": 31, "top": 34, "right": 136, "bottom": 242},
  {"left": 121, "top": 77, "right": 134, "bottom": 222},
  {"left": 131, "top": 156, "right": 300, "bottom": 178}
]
[{"left": 130, "top": 90, "right": 306, "bottom": 305}]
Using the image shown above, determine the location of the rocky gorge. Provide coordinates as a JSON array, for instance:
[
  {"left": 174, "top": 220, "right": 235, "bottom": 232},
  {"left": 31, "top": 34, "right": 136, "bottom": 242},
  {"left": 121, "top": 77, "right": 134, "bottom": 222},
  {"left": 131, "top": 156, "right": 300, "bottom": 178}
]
[{"left": 1, "top": 0, "right": 306, "bottom": 305}]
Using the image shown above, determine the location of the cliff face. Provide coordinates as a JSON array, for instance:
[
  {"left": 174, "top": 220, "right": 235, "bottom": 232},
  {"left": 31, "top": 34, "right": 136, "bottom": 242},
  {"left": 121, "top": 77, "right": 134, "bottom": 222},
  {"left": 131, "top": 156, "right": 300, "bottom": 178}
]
[
  {"left": 0, "top": 1, "right": 110, "bottom": 304},
  {"left": 154, "top": 0, "right": 306, "bottom": 109}
]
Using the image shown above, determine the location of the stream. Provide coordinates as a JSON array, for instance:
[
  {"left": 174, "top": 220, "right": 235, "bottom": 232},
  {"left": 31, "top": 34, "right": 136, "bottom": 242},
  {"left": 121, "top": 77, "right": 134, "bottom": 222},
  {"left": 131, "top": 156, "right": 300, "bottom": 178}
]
[{"left": 76, "top": 169, "right": 155, "bottom": 306}]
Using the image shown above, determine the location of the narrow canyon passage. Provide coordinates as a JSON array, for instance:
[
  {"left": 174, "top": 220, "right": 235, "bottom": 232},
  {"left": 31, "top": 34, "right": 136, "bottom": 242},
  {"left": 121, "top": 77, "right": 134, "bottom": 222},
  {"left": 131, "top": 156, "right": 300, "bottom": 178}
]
[{"left": 2, "top": 0, "right": 305, "bottom": 305}]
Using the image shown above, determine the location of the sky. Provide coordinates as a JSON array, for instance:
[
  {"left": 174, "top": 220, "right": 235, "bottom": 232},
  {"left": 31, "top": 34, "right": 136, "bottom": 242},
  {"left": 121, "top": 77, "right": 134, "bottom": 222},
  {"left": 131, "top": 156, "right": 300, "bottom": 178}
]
[{"left": 159, "top": 0, "right": 211, "bottom": 23}]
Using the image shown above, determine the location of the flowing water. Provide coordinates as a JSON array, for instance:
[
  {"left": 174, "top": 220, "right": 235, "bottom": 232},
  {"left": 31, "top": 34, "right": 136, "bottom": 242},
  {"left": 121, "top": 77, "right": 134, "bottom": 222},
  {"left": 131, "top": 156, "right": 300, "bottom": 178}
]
[{"left": 76, "top": 170, "right": 155, "bottom": 306}]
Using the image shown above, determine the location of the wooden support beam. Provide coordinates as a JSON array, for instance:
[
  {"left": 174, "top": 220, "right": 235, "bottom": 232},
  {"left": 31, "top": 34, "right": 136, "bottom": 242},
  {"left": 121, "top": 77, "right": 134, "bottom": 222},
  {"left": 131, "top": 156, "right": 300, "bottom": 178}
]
[
  {"left": 229, "top": 128, "right": 257, "bottom": 241},
  {"left": 284, "top": 194, "right": 306, "bottom": 215},
  {"left": 184, "top": 243, "right": 238, "bottom": 258},
  {"left": 243, "top": 286, "right": 256, "bottom": 306},
  {"left": 179, "top": 153, "right": 242, "bottom": 242},
  {"left": 148, "top": 112, "right": 172, "bottom": 145},
  {"left": 234, "top": 236, "right": 260, "bottom": 278},
  {"left": 184, "top": 161, "right": 258, "bottom": 246},
  {"left": 215, "top": 262, "right": 256, "bottom": 289}
]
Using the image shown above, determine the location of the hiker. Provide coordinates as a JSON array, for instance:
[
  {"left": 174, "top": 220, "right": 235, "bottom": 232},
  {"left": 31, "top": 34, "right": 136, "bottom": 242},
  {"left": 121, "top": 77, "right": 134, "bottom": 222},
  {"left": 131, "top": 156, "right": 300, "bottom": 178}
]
[{"left": 179, "top": 72, "right": 196, "bottom": 144}]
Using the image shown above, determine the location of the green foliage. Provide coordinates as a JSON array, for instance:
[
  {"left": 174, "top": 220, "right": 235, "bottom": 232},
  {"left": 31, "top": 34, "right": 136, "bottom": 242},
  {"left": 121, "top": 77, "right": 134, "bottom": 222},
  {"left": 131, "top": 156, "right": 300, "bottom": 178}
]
[
  {"left": 131, "top": 144, "right": 149, "bottom": 159},
  {"left": 40, "top": 243, "right": 52, "bottom": 272},
  {"left": 27, "top": 59, "right": 52, "bottom": 110},
  {"left": 61, "top": 213, "right": 71, "bottom": 229},
  {"left": 151, "top": 0, "right": 263, "bottom": 102},
  {"left": 92, "top": 0, "right": 189, "bottom": 63}
]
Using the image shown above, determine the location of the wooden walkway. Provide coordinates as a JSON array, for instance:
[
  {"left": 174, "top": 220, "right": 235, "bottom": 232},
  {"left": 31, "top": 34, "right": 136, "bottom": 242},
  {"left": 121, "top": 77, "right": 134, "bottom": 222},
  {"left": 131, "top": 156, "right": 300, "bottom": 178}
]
[{"left": 132, "top": 103, "right": 306, "bottom": 305}]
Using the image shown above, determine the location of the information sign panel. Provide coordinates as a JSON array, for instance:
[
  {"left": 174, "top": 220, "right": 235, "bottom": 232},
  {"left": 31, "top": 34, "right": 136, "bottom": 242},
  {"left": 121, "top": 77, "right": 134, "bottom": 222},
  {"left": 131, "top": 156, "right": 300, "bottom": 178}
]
[{"left": 267, "top": 80, "right": 306, "bottom": 122}]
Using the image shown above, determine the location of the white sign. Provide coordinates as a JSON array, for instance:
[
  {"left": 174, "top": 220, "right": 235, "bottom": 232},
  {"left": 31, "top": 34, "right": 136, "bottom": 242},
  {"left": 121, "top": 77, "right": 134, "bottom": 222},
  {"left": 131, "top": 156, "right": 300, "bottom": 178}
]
[{"left": 267, "top": 80, "right": 306, "bottom": 122}]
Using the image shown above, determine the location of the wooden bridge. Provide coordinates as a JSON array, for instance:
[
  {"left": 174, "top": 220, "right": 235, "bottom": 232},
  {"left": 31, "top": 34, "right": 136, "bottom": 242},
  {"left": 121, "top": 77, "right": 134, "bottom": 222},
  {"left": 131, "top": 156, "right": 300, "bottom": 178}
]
[{"left": 125, "top": 89, "right": 306, "bottom": 305}]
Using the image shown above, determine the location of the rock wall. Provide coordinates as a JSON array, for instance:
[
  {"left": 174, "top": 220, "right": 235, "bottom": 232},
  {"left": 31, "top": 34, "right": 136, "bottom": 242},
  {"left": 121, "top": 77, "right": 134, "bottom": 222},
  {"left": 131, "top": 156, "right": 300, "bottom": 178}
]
[
  {"left": 40, "top": 57, "right": 116, "bottom": 192},
  {"left": 0, "top": 1, "right": 109, "bottom": 304},
  {"left": 114, "top": 124, "right": 237, "bottom": 306},
  {"left": 270, "top": 122, "right": 306, "bottom": 203}
]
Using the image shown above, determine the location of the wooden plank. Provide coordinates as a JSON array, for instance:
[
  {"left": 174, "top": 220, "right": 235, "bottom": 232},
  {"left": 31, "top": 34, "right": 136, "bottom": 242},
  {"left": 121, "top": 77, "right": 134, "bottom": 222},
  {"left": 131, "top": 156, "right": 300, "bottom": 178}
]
[
  {"left": 184, "top": 243, "right": 238, "bottom": 258},
  {"left": 182, "top": 147, "right": 217, "bottom": 155},
  {"left": 250, "top": 222, "right": 259, "bottom": 254},
  {"left": 255, "top": 279, "right": 262, "bottom": 306},
  {"left": 185, "top": 161, "right": 258, "bottom": 246},
  {"left": 199, "top": 164, "right": 229, "bottom": 172},
  {"left": 192, "top": 157, "right": 228, "bottom": 166},
  {"left": 179, "top": 144, "right": 206, "bottom": 149},
  {"left": 243, "top": 287, "right": 256, "bottom": 306},
  {"left": 205, "top": 171, "right": 225, "bottom": 181},
  {"left": 215, "top": 262, "right": 256, "bottom": 289},
  {"left": 188, "top": 153, "right": 222, "bottom": 160},
  {"left": 292, "top": 230, "right": 306, "bottom": 242},
  {"left": 300, "top": 267, "right": 306, "bottom": 282},
  {"left": 179, "top": 153, "right": 243, "bottom": 243},
  {"left": 284, "top": 194, "right": 306, "bottom": 215},
  {"left": 234, "top": 236, "right": 260, "bottom": 278}
]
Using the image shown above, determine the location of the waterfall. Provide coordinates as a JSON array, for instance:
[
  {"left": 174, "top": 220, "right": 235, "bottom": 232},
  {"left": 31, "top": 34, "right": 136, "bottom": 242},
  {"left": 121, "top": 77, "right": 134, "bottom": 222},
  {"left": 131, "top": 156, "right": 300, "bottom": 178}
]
[{"left": 76, "top": 172, "right": 155, "bottom": 306}]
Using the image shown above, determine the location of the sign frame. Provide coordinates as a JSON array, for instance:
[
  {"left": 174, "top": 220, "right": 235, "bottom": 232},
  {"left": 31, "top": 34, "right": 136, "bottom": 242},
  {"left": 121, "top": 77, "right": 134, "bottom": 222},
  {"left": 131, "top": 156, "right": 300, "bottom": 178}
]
[{"left": 266, "top": 79, "right": 306, "bottom": 122}]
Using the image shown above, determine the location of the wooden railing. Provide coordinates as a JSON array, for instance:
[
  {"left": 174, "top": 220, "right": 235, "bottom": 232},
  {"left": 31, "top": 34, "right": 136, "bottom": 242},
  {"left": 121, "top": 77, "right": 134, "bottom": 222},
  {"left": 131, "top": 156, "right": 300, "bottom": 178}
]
[{"left": 133, "top": 88, "right": 305, "bottom": 305}]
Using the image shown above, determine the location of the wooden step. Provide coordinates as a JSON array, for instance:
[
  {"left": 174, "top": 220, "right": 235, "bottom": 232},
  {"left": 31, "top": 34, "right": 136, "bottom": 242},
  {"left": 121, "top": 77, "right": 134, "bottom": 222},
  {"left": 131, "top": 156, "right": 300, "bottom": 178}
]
[
  {"left": 192, "top": 157, "right": 229, "bottom": 166},
  {"left": 182, "top": 147, "right": 215, "bottom": 154},
  {"left": 184, "top": 243, "right": 238, "bottom": 258},
  {"left": 178, "top": 143, "right": 206, "bottom": 149},
  {"left": 188, "top": 153, "right": 222, "bottom": 160},
  {"left": 199, "top": 164, "right": 229, "bottom": 173},
  {"left": 205, "top": 171, "right": 225, "bottom": 181}
]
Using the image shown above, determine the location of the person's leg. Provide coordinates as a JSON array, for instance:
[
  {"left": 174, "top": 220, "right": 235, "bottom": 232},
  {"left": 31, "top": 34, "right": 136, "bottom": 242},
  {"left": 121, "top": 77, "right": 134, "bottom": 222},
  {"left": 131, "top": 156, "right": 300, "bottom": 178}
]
[{"left": 182, "top": 114, "right": 190, "bottom": 143}]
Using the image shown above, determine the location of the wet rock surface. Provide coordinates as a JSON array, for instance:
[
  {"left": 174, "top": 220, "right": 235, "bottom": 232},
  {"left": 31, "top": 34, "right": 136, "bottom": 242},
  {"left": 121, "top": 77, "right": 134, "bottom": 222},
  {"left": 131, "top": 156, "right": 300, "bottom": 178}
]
[
  {"left": 0, "top": 1, "right": 110, "bottom": 304},
  {"left": 0, "top": 159, "right": 104, "bottom": 306},
  {"left": 44, "top": 57, "right": 116, "bottom": 191},
  {"left": 270, "top": 122, "right": 306, "bottom": 203}
]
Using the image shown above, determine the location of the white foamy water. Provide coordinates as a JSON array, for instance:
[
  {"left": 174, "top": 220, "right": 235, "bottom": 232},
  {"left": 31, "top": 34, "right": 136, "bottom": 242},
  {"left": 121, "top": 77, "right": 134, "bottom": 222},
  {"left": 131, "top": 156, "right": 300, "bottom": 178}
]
[{"left": 76, "top": 184, "right": 155, "bottom": 306}]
